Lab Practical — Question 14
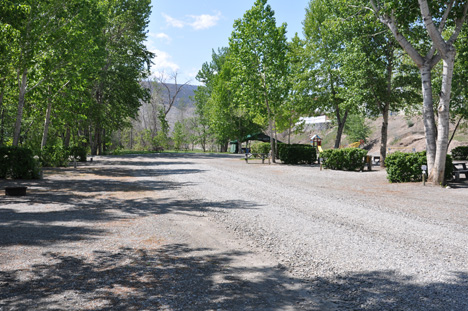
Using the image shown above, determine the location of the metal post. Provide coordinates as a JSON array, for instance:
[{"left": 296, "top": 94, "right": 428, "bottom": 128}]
[{"left": 421, "top": 165, "right": 427, "bottom": 186}]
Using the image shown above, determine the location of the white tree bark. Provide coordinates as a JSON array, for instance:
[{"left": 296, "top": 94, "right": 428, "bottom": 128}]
[
  {"left": 420, "top": 65, "right": 437, "bottom": 172},
  {"left": 370, "top": 0, "right": 468, "bottom": 185},
  {"left": 41, "top": 99, "right": 52, "bottom": 150},
  {"left": 432, "top": 51, "right": 456, "bottom": 184},
  {"left": 417, "top": 0, "right": 468, "bottom": 184}
]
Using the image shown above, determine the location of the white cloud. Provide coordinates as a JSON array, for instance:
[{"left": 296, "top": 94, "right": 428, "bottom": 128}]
[
  {"left": 149, "top": 32, "right": 172, "bottom": 43},
  {"left": 162, "top": 11, "right": 222, "bottom": 31},
  {"left": 186, "top": 68, "right": 201, "bottom": 85},
  {"left": 189, "top": 12, "right": 222, "bottom": 30},
  {"left": 151, "top": 49, "right": 180, "bottom": 73},
  {"left": 162, "top": 13, "right": 184, "bottom": 28}
]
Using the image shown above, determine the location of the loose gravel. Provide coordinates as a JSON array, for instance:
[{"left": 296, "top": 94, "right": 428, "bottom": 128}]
[
  {"left": 155, "top": 153, "right": 468, "bottom": 311},
  {"left": 1, "top": 153, "right": 468, "bottom": 310}
]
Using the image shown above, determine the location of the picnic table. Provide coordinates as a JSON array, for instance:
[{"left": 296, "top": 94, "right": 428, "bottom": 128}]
[
  {"left": 244, "top": 153, "right": 270, "bottom": 164},
  {"left": 453, "top": 162, "right": 468, "bottom": 181}
]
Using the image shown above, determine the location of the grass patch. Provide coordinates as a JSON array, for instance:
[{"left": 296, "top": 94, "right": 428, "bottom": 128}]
[{"left": 105, "top": 149, "right": 230, "bottom": 156}]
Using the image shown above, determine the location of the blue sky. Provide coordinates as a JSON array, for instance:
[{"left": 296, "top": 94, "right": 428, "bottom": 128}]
[{"left": 146, "top": 0, "right": 310, "bottom": 85}]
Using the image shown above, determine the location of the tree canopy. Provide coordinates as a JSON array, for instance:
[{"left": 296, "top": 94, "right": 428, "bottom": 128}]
[{"left": 0, "top": 0, "right": 153, "bottom": 155}]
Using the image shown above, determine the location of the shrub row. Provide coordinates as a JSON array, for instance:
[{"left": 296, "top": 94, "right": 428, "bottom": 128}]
[
  {"left": 250, "top": 142, "right": 271, "bottom": 155},
  {"left": 451, "top": 146, "right": 468, "bottom": 160},
  {"left": 70, "top": 146, "right": 88, "bottom": 162},
  {"left": 40, "top": 145, "right": 88, "bottom": 167},
  {"left": 320, "top": 148, "right": 368, "bottom": 171},
  {"left": 39, "top": 145, "right": 87, "bottom": 167},
  {"left": 278, "top": 144, "right": 317, "bottom": 165},
  {"left": 385, "top": 151, "right": 453, "bottom": 183},
  {"left": 0, "top": 146, "right": 41, "bottom": 179}
]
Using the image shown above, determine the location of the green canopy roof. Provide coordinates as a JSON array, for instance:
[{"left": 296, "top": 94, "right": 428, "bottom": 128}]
[{"left": 230, "top": 132, "right": 282, "bottom": 144}]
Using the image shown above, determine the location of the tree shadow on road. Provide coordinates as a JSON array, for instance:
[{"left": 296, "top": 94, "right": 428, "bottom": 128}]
[
  {"left": 2, "top": 243, "right": 467, "bottom": 310},
  {"left": 308, "top": 270, "right": 468, "bottom": 311},
  {"left": 0, "top": 195, "right": 260, "bottom": 248},
  {"left": 0, "top": 153, "right": 260, "bottom": 248},
  {"left": 0, "top": 244, "right": 321, "bottom": 311}
]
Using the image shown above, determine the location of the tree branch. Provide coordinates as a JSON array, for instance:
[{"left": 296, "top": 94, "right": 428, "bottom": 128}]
[
  {"left": 369, "top": 1, "right": 424, "bottom": 66},
  {"left": 447, "top": 1, "right": 468, "bottom": 45},
  {"left": 418, "top": 0, "right": 448, "bottom": 57},
  {"left": 438, "top": 0, "right": 455, "bottom": 33}
]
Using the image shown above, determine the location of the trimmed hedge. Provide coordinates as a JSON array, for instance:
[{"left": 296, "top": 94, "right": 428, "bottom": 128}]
[
  {"left": 70, "top": 146, "right": 88, "bottom": 162},
  {"left": 39, "top": 144, "right": 87, "bottom": 166},
  {"left": 451, "top": 146, "right": 468, "bottom": 160},
  {"left": 0, "top": 146, "right": 41, "bottom": 179},
  {"left": 278, "top": 144, "right": 317, "bottom": 165},
  {"left": 40, "top": 145, "right": 70, "bottom": 167},
  {"left": 320, "top": 148, "right": 368, "bottom": 171},
  {"left": 250, "top": 142, "right": 271, "bottom": 155},
  {"left": 385, "top": 151, "right": 453, "bottom": 183}
]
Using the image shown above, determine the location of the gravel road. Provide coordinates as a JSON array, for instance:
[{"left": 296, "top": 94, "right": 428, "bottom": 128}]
[
  {"left": 151, "top": 153, "right": 468, "bottom": 310},
  {"left": 1, "top": 152, "right": 468, "bottom": 310}
]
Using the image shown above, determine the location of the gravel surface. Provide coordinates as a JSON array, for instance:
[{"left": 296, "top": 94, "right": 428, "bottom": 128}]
[{"left": 1, "top": 153, "right": 468, "bottom": 310}]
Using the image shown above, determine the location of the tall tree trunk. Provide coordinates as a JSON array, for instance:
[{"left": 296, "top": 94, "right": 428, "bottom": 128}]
[
  {"left": 274, "top": 124, "right": 278, "bottom": 157},
  {"left": 334, "top": 106, "right": 349, "bottom": 149},
  {"left": 380, "top": 103, "right": 390, "bottom": 168},
  {"left": 265, "top": 103, "right": 276, "bottom": 163},
  {"left": 13, "top": 68, "right": 28, "bottom": 146},
  {"left": 237, "top": 117, "right": 243, "bottom": 154},
  {"left": 96, "top": 128, "right": 102, "bottom": 155},
  {"left": 102, "top": 128, "right": 106, "bottom": 154},
  {"left": 0, "top": 88, "right": 4, "bottom": 146},
  {"left": 420, "top": 65, "right": 437, "bottom": 173},
  {"left": 237, "top": 136, "right": 242, "bottom": 154},
  {"left": 90, "top": 125, "right": 97, "bottom": 155},
  {"left": 201, "top": 128, "right": 206, "bottom": 152},
  {"left": 64, "top": 127, "right": 71, "bottom": 148},
  {"left": 268, "top": 118, "right": 275, "bottom": 162},
  {"left": 41, "top": 89, "right": 52, "bottom": 149},
  {"left": 380, "top": 50, "right": 393, "bottom": 168},
  {"left": 430, "top": 52, "right": 455, "bottom": 185}
]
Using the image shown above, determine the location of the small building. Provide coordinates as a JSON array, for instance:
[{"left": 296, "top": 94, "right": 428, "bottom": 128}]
[
  {"left": 229, "top": 132, "right": 282, "bottom": 153},
  {"left": 297, "top": 116, "right": 331, "bottom": 131}
]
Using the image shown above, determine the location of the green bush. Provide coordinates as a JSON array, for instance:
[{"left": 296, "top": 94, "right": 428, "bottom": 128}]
[
  {"left": 70, "top": 146, "right": 87, "bottom": 162},
  {"left": 0, "top": 146, "right": 41, "bottom": 179},
  {"left": 40, "top": 145, "right": 70, "bottom": 167},
  {"left": 278, "top": 144, "right": 317, "bottom": 165},
  {"left": 250, "top": 142, "right": 271, "bottom": 154},
  {"left": 385, "top": 151, "right": 453, "bottom": 183},
  {"left": 451, "top": 146, "right": 468, "bottom": 160},
  {"left": 320, "top": 148, "right": 368, "bottom": 171}
]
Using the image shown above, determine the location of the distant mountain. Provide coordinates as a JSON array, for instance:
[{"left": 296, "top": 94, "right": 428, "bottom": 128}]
[
  {"left": 162, "top": 84, "right": 198, "bottom": 109},
  {"left": 141, "top": 81, "right": 198, "bottom": 109},
  {"left": 139, "top": 81, "right": 199, "bottom": 128}
]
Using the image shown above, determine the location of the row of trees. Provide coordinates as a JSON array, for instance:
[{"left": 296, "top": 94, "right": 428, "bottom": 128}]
[
  {"left": 108, "top": 73, "right": 220, "bottom": 153},
  {"left": 0, "top": 0, "right": 153, "bottom": 155},
  {"left": 194, "top": 0, "right": 468, "bottom": 185}
]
